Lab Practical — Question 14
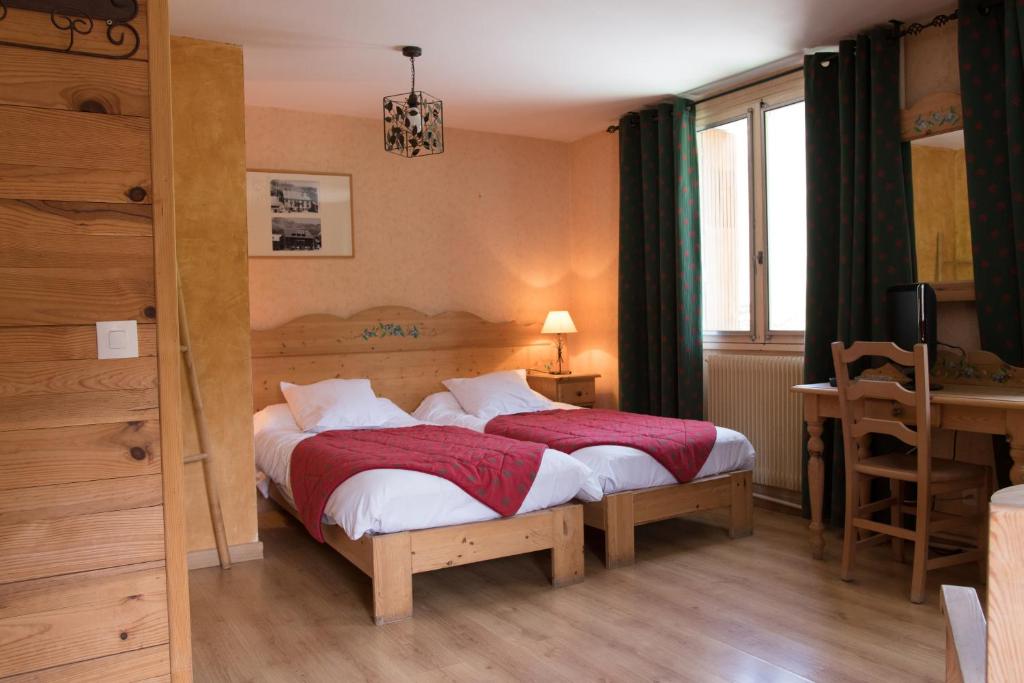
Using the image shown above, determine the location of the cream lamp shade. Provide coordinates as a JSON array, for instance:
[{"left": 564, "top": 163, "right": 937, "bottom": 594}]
[{"left": 542, "top": 310, "right": 577, "bottom": 335}]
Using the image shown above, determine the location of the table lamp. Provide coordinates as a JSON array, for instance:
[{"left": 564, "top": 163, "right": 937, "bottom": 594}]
[{"left": 541, "top": 310, "right": 577, "bottom": 375}]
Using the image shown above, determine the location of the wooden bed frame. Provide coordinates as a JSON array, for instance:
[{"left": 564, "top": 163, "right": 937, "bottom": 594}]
[
  {"left": 584, "top": 470, "right": 753, "bottom": 568},
  {"left": 251, "top": 306, "right": 754, "bottom": 619},
  {"left": 252, "top": 307, "right": 583, "bottom": 624},
  {"left": 266, "top": 481, "right": 582, "bottom": 624}
]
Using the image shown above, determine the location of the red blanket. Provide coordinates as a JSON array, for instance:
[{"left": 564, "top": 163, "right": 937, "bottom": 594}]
[
  {"left": 289, "top": 425, "right": 546, "bottom": 541},
  {"left": 486, "top": 409, "right": 717, "bottom": 484}
]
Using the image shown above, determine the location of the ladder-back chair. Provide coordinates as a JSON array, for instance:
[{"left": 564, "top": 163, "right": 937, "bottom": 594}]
[{"left": 831, "top": 341, "right": 990, "bottom": 603}]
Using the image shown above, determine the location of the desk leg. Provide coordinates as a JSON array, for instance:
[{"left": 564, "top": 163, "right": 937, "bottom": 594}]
[
  {"left": 807, "top": 417, "right": 826, "bottom": 560},
  {"left": 1007, "top": 415, "right": 1024, "bottom": 486}
]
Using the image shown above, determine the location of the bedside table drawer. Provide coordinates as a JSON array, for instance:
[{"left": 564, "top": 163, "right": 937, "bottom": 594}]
[
  {"left": 557, "top": 380, "right": 595, "bottom": 406},
  {"left": 526, "top": 372, "right": 600, "bottom": 407}
]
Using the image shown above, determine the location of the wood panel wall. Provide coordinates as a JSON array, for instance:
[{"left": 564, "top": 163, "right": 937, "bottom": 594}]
[{"left": 0, "top": 1, "right": 190, "bottom": 680}]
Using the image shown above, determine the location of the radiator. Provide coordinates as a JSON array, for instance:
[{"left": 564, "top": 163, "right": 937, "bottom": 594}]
[{"left": 705, "top": 354, "right": 804, "bottom": 492}]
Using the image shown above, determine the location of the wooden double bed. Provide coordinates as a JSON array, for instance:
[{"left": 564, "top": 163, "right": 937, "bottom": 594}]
[{"left": 251, "top": 306, "right": 753, "bottom": 622}]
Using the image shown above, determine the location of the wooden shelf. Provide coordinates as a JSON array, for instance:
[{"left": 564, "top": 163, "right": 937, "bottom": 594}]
[{"left": 934, "top": 281, "right": 975, "bottom": 303}]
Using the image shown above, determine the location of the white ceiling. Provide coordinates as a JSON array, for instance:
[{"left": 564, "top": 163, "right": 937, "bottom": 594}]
[{"left": 169, "top": 0, "right": 954, "bottom": 142}]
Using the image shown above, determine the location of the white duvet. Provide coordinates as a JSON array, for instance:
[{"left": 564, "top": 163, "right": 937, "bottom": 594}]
[
  {"left": 413, "top": 394, "right": 756, "bottom": 495},
  {"left": 254, "top": 405, "right": 603, "bottom": 540}
]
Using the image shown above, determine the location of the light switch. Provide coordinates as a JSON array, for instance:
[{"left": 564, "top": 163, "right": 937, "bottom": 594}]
[{"left": 97, "top": 321, "right": 139, "bottom": 359}]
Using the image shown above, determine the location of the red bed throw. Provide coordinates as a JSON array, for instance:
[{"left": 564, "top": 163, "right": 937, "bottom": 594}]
[
  {"left": 289, "top": 425, "right": 546, "bottom": 541},
  {"left": 486, "top": 409, "right": 717, "bottom": 484}
]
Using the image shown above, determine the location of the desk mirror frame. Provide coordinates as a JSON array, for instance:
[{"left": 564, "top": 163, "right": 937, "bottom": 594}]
[{"left": 901, "top": 91, "right": 974, "bottom": 303}]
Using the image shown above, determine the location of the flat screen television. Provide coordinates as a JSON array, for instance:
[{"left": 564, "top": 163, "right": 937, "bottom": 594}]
[{"left": 886, "top": 283, "right": 937, "bottom": 366}]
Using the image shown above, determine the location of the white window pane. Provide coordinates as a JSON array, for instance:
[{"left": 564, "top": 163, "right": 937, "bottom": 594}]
[
  {"left": 698, "top": 119, "right": 751, "bottom": 333},
  {"left": 765, "top": 102, "right": 807, "bottom": 332}
]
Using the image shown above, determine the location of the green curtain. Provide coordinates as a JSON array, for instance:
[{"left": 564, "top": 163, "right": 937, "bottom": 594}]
[
  {"left": 802, "top": 53, "right": 842, "bottom": 521},
  {"left": 958, "top": 0, "right": 1024, "bottom": 487},
  {"left": 618, "top": 98, "right": 704, "bottom": 418},
  {"left": 959, "top": 0, "right": 1024, "bottom": 363},
  {"left": 801, "top": 30, "right": 916, "bottom": 524}
]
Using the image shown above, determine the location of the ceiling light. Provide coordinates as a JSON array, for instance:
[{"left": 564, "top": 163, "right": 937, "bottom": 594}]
[{"left": 383, "top": 46, "right": 444, "bottom": 158}]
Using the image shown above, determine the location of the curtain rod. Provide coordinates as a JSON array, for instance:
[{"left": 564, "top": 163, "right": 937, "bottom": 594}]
[
  {"left": 893, "top": 3, "right": 1001, "bottom": 38},
  {"left": 606, "top": 66, "right": 802, "bottom": 133},
  {"left": 892, "top": 10, "right": 958, "bottom": 38},
  {"left": 606, "top": 4, "right": 994, "bottom": 134}
]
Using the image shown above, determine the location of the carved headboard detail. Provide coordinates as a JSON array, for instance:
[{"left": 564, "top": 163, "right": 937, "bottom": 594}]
[{"left": 250, "top": 306, "right": 553, "bottom": 412}]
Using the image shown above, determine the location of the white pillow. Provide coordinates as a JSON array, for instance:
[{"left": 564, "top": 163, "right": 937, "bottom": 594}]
[
  {"left": 280, "top": 379, "right": 387, "bottom": 432},
  {"left": 375, "top": 397, "right": 420, "bottom": 427},
  {"left": 442, "top": 370, "right": 553, "bottom": 420},
  {"left": 412, "top": 391, "right": 467, "bottom": 423},
  {"left": 253, "top": 403, "right": 299, "bottom": 434}
]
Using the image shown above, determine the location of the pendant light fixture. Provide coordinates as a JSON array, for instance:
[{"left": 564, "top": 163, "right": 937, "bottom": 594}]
[{"left": 383, "top": 46, "right": 444, "bottom": 157}]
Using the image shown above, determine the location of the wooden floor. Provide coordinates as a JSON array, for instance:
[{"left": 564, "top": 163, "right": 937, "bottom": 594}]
[{"left": 189, "top": 500, "right": 983, "bottom": 682}]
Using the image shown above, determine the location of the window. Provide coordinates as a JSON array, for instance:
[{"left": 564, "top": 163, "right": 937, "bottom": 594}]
[
  {"left": 696, "top": 73, "right": 806, "bottom": 348},
  {"left": 697, "top": 118, "right": 751, "bottom": 333}
]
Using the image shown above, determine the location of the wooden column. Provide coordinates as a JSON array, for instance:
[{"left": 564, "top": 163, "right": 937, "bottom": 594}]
[
  {"left": 148, "top": 0, "right": 192, "bottom": 678},
  {"left": 987, "top": 485, "right": 1024, "bottom": 681}
]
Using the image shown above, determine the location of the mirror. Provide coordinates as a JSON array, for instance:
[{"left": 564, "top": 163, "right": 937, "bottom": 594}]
[{"left": 910, "top": 129, "right": 973, "bottom": 283}]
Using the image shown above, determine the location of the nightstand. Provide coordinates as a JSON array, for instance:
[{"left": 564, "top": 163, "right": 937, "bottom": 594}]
[{"left": 527, "top": 372, "right": 601, "bottom": 408}]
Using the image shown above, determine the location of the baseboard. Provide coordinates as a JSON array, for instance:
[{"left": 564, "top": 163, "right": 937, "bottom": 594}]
[
  {"left": 753, "top": 482, "right": 802, "bottom": 516},
  {"left": 187, "top": 541, "right": 264, "bottom": 570}
]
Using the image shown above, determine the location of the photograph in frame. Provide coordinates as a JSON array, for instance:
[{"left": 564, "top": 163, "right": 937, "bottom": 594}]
[{"left": 247, "top": 171, "right": 353, "bottom": 257}]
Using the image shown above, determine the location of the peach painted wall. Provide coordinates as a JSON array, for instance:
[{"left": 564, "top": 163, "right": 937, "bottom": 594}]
[
  {"left": 568, "top": 131, "right": 620, "bottom": 408},
  {"left": 246, "top": 107, "right": 572, "bottom": 333}
]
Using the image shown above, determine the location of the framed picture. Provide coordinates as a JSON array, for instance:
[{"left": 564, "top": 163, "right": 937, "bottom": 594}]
[{"left": 246, "top": 170, "right": 354, "bottom": 257}]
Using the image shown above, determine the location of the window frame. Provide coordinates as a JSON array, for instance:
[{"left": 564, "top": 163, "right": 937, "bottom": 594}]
[
  {"left": 761, "top": 96, "right": 807, "bottom": 342},
  {"left": 696, "top": 110, "right": 757, "bottom": 344},
  {"left": 695, "top": 71, "right": 806, "bottom": 352}
]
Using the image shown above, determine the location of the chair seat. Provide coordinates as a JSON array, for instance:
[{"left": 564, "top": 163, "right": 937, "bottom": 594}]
[{"left": 855, "top": 453, "right": 989, "bottom": 483}]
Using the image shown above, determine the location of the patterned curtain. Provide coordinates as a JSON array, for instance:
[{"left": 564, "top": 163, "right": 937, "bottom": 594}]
[
  {"left": 618, "top": 98, "right": 704, "bottom": 419},
  {"left": 958, "top": 0, "right": 1024, "bottom": 487},
  {"left": 959, "top": 1, "right": 1024, "bottom": 364},
  {"left": 802, "top": 53, "right": 843, "bottom": 521},
  {"left": 801, "top": 30, "right": 916, "bottom": 524}
]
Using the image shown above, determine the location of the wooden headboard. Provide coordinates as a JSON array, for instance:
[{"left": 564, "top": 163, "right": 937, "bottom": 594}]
[{"left": 251, "top": 306, "right": 553, "bottom": 411}]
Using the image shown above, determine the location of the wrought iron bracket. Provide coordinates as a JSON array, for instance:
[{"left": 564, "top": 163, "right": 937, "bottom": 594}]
[{"left": 0, "top": 0, "right": 140, "bottom": 59}]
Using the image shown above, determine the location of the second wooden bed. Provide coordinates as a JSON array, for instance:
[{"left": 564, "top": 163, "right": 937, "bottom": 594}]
[{"left": 584, "top": 470, "right": 752, "bottom": 568}]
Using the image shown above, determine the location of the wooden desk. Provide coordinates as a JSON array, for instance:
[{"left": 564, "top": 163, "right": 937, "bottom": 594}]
[{"left": 792, "top": 382, "right": 1024, "bottom": 559}]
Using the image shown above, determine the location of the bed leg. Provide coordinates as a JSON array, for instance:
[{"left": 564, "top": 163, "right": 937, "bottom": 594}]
[
  {"left": 550, "top": 504, "right": 584, "bottom": 587},
  {"left": 603, "top": 492, "right": 636, "bottom": 568},
  {"left": 728, "top": 470, "right": 754, "bottom": 539},
  {"left": 370, "top": 532, "right": 413, "bottom": 625}
]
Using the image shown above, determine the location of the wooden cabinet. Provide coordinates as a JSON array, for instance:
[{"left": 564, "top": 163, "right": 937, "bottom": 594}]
[
  {"left": 527, "top": 372, "right": 601, "bottom": 408},
  {"left": 0, "top": 1, "right": 189, "bottom": 680}
]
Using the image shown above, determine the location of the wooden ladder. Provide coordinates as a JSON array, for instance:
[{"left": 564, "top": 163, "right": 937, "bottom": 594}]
[{"left": 179, "top": 283, "right": 231, "bottom": 569}]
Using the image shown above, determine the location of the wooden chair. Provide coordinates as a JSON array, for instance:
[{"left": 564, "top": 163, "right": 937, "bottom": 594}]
[{"left": 831, "top": 341, "right": 991, "bottom": 604}]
